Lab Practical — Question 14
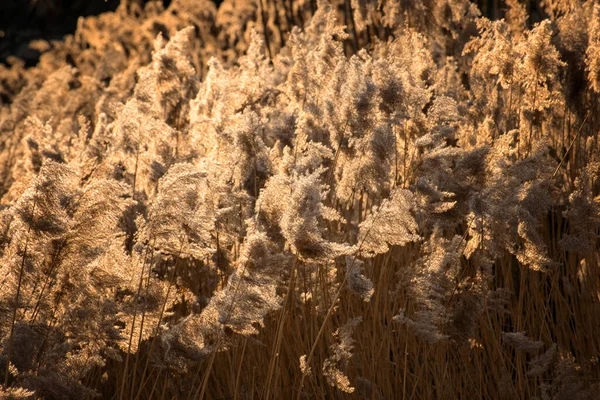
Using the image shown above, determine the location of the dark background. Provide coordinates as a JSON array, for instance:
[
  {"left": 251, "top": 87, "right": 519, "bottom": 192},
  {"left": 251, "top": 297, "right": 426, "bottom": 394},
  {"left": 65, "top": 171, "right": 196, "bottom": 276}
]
[{"left": 0, "top": 0, "right": 135, "bottom": 65}]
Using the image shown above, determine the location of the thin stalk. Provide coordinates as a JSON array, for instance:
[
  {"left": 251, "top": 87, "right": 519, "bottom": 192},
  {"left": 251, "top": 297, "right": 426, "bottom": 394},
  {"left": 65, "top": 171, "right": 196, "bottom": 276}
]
[
  {"left": 552, "top": 108, "right": 592, "bottom": 179},
  {"left": 233, "top": 338, "right": 247, "bottom": 400},
  {"left": 264, "top": 257, "right": 298, "bottom": 399},
  {"left": 257, "top": 0, "right": 273, "bottom": 60},
  {"left": 189, "top": 248, "right": 254, "bottom": 400},
  {"left": 28, "top": 241, "right": 66, "bottom": 324},
  {"left": 4, "top": 231, "right": 31, "bottom": 386},
  {"left": 527, "top": 71, "right": 539, "bottom": 157},
  {"left": 296, "top": 194, "right": 390, "bottom": 399},
  {"left": 4, "top": 193, "right": 37, "bottom": 386},
  {"left": 134, "top": 242, "right": 184, "bottom": 400},
  {"left": 130, "top": 242, "right": 157, "bottom": 400},
  {"left": 119, "top": 245, "right": 151, "bottom": 400},
  {"left": 195, "top": 340, "right": 219, "bottom": 400}
]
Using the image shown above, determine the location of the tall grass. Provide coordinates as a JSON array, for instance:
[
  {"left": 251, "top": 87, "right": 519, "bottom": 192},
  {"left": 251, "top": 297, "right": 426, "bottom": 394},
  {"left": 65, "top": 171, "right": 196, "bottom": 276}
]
[{"left": 0, "top": 0, "right": 599, "bottom": 399}]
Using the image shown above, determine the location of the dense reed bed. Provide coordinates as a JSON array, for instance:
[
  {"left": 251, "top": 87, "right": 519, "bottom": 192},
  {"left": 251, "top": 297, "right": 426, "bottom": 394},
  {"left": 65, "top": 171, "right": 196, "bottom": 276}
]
[{"left": 0, "top": 0, "right": 599, "bottom": 398}]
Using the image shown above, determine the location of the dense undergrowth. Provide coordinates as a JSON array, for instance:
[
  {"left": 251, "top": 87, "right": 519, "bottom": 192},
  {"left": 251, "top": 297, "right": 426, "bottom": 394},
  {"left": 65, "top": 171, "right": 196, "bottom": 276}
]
[{"left": 0, "top": 0, "right": 599, "bottom": 398}]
